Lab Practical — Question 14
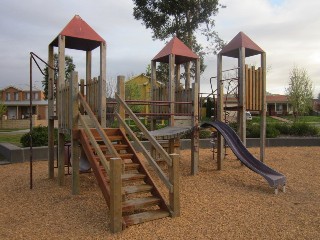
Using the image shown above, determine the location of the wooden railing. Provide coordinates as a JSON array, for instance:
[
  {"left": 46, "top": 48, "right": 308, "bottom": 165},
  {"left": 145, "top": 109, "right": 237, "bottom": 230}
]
[{"left": 115, "top": 77, "right": 180, "bottom": 216}]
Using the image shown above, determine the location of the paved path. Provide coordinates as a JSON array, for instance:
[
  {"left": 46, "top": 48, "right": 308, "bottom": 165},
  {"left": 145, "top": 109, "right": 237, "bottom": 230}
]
[{"left": 270, "top": 116, "right": 293, "bottom": 123}]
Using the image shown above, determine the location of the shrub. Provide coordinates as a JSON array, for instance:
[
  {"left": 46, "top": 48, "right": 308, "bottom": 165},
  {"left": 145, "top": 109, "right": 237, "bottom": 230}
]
[
  {"left": 199, "top": 129, "right": 212, "bottom": 139},
  {"left": 20, "top": 126, "right": 68, "bottom": 147},
  {"left": 289, "top": 122, "right": 319, "bottom": 136}
]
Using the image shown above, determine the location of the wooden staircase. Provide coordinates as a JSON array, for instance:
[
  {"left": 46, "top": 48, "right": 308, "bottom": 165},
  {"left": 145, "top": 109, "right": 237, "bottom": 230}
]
[{"left": 78, "top": 127, "right": 170, "bottom": 229}]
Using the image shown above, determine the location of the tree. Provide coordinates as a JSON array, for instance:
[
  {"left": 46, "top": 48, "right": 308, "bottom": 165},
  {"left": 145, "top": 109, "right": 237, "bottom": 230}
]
[
  {"left": 125, "top": 82, "right": 143, "bottom": 113},
  {"left": 286, "top": 66, "right": 313, "bottom": 117},
  {"left": 0, "top": 102, "right": 6, "bottom": 118},
  {"left": 133, "top": 0, "right": 225, "bottom": 82},
  {"left": 42, "top": 53, "right": 75, "bottom": 99}
]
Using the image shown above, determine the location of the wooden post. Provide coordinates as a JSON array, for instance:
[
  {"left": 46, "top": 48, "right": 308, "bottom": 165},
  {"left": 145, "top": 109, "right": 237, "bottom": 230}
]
[
  {"left": 191, "top": 58, "right": 200, "bottom": 175},
  {"left": 175, "top": 64, "right": 181, "bottom": 90},
  {"left": 117, "top": 75, "right": 125, "bottom": 129},
  {"left": 80, "top": 79, "right": 85, "bottom": 114},
  {"left": 239, "top": 47, "right": 246, "bottom": 146},
  {"left": 217, "top": 53, "right": 224, "bottom": 170},
  {"left": 150, "top": 60, "right": 157, "bottom": 131},
  {"left": 168, "top": 54, "right": 175, "bottom": 126},
  {"left": 70, "top": 71, "right": 80, "bottom": 194},
  {"left": 48, "top": 44, "right": 55, "bottom": 179},
  {"left": 110, "top": 157, "right": 122, "bottom": 233},
  {"left": 169, "top": 154, "right": 180, "bottom": 217},
  {"left": 260, "top": 52, "right": 267, "bottom": 162},
  {"left": 99, "top": 42, "right": 106, "bottom": 128},
  {"left": 58, "top": 35, "right": 65, "bottom": 186},
  {"left": 185, "top": 62, "right": 190, "bottom": 89}
]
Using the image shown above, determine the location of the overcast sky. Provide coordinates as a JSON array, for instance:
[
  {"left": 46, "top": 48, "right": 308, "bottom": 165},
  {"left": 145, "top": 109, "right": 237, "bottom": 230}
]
[{"left": 0, "top": 0, "right": 319, "bottom": 97}]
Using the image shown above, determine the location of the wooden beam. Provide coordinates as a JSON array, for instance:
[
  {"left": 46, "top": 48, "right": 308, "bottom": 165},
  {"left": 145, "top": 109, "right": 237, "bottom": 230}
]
[
  {"left": 70, "top": 72, "right": 80, "bottom": 195},
  {"left": 169, "top": 153, "right": 180, "bottom": 217},
  {"left": 239, "top": 47, "right": 246, "bottom": 146},
  {"left": 260, "top": 53, "right": 267, "bottom": 162},
  {"left": 58, "top": 35, "right": 65, "bottom": 186},
  {"left": 110, "top": 157, "right": 122, "bottom": 233},
  {"left": 117, "top": 76, "right": 125, "bottom": 130},
  {"left": 217, "top": 53, "right": 223, "bottom": 170},
  {"left": 169, "top": 54, "right": 175, "bottom": 126},
  {"left": 99, "top": 42, "right": 106, "bottom": 127},
  {"left": 48, "top": 44, "right": 55, "bottom": 179}
]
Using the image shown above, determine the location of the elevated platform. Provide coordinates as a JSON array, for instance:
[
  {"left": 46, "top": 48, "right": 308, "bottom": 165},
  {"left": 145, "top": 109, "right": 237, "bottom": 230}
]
[{"left": 149, "top": 126, "right": 193, "bottom": 140}]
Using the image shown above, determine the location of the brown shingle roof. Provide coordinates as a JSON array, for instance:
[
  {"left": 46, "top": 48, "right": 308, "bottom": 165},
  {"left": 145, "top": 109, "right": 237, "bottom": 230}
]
[
  {"left": 220, "top": 32, "right": 264, "bottom": 58},
  {"left": 152, "top": 37, "right": 199, "bottom": 64},
  {"left": 51, "top": 15, "right": 105, "bottom": 51}
]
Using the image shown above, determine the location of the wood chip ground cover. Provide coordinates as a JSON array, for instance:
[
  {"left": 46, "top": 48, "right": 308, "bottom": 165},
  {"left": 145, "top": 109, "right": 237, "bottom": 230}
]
[{"left": 0, "top": 147, "right": 319, "bottom": 239}]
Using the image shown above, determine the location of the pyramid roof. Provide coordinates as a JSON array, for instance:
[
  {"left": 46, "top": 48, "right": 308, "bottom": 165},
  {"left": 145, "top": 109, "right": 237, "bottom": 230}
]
[
  {"left": 220, "top": 32, "right": 264, "bottom": 58},
  {"left": 152, "top": 37, "right": 199, "bottom": 64},
  {"left": 50, "top": 15, "right": 105, "bottom": 51}
]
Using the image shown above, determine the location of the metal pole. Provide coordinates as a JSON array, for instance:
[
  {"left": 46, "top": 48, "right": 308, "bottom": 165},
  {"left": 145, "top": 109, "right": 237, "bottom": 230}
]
[{"left": 29, "top": 54, "right": 33, "bottom": 190}]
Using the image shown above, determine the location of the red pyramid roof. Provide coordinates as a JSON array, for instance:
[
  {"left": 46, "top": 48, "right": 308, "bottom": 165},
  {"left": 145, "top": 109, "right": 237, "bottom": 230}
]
[
  {"left": 152, "top": 37, "right": 199, "bottom": 64},
  {"left": 51, "top": 15, "right": 105, "bottom": 51},
  {"left": 220, "top": 32, "right": 264, "bottom": 58}
]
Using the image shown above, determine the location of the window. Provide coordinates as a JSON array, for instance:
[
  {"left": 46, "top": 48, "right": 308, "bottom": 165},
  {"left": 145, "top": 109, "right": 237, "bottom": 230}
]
[
  {"left": 25, "top": 92, "right": 30, "bottom": 100},
  {"left": 33, "top": 92, "right": 39, "bottom": 100},
  {"left": 6, "top": 92, "right": 10, "bottom": 101},
  {"left": 14, "top": 92, "right": 19, "bottom": 101}
]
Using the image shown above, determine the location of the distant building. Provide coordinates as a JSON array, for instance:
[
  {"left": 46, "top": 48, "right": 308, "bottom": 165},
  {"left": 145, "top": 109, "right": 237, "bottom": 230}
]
[{"left": 0, "top": 85, "right": 48, "bottom": 120}]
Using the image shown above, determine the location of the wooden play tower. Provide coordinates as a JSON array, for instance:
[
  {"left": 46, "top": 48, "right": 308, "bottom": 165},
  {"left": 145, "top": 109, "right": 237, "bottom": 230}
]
[
  {"left": 47, "top": 15, "right": 181, "bottom": 233},
  {"left": 216, "top": 32, "right": 267, "bottom": 169},
  {"left": 150, "top": 37, "right": 200, "bottom": 175}
]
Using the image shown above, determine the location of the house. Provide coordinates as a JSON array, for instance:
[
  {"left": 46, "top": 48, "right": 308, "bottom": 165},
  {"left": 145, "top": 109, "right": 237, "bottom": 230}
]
[
  {"left": 125, "top": 74, "right": 161, "bottom": 114},
  {"left": 0, "top": 85, "right": 48, "bottom": 120},
  {"left": 266, "top": 94, "right": 292, "bottom": 116}
]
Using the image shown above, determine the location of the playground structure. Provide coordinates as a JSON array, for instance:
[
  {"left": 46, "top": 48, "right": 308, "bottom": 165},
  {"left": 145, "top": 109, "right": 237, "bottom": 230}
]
[{"left": 45, "top": 16, "right": 285, "bottom": 233}]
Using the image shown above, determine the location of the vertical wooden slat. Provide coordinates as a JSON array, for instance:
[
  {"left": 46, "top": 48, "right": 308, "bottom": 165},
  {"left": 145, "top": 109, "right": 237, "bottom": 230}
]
[
  {"left": 245, "top": 65, "right": 249, "bottom": 110},
  {"left": 117, "top": 76, "right": 125, "bottom": 130},
  {"left": 255, "top": 68, "right": 259, "bottom": 110},
  {"left": 252, "top": 66, "right": 256, "bottom": 111}
]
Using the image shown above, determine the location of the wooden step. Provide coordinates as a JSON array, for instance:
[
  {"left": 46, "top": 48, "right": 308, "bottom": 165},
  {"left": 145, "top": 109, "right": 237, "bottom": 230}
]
[
  {"left": 91, "top": 144, "right": 128, "bottom": 151},
  {"left": 95, "top": 135, "right": 123, "bottom": 142},
  {"left": 123, "top": 210, "right": 169, "bottom": 226},
  {"left": 122, "top": 197, "right": 160, "bottom": 212},
  {"left": 124, "top": 163, "right": 140, "bottom": 171},
  {"left": 123, "top": 184, "right": 153, "bottom": 195},
  {"left": 122, "top": 173, "right": 145, "bottom": 182},
  {"left": 105, "top": 153, "right": 133, "bottom": 160}
]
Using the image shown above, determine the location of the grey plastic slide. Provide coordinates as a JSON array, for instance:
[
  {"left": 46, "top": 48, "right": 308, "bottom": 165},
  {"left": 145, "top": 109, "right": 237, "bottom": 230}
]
[{"left": 201, "top": 121, "right": 286, "bottom": 189}]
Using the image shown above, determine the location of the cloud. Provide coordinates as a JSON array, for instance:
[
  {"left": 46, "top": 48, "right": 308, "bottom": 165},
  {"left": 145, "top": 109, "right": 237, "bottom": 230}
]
[{"left": 0, "top": 0, "right": 319, "bottom": 97}]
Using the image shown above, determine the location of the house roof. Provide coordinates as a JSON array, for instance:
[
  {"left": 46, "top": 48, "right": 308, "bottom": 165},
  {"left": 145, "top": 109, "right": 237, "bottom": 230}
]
[
  {"left": 220, "top": 32, "right": 264, "bottom": 58},
  {"left": 50, "top": 15, "right": 105, "bottom": 51},
  {"left": 126, "top": 73, "right": 150, "bottom": 83},
  {"left": 152, "top": 37, "right": 199, "bottom": 64},
  {"left": 0, "top": 85, "right": 42, "bottom": 92},
  {"left": 266, "top": 95, "right": 288, "bottom": 103}
]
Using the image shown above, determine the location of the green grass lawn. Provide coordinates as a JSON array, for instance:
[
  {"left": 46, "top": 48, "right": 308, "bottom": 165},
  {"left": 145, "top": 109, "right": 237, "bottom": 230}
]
[
  {"left": 251, "top": 116, "right": 282, "bottom": 123},
  {"left": 281, "top": 115, "right": 320, "bottom": 123},
  {"left": 0, "top": 133, "right": 24, "bottom": 147}
]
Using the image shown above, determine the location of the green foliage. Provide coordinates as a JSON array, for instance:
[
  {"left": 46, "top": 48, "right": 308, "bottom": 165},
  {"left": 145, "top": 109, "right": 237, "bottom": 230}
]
[
  {"left": 199, "top": 129, "right": 212, "bottom": 139},
  {"left": 20, "top": 126, "right": 70, "bottom": 147},
  {"left": 125, "top": 82, "right": 144, "bottom": 113},
  {"left": 289, "top": 122, "right": 319, "bottom": 136},
  {"left": 133, "top": 0, "right": 226, "bottom": 83},
  {"left": 0, "top": 102, "right": 7, "bottom": 117},
  {"left": 42, "top": 54, "right": 75, "bottom": 99},
  {"left": 286, "top": 66, "right": 313, "bottom": 116}
]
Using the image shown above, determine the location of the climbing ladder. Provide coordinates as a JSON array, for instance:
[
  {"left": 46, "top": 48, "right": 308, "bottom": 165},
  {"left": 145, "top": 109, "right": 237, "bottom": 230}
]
[
  {"left": 78, "top": 127, "right": 170, "bottom": 228},
  {"left": 55, "top": 72, "right": 179, "bottom": 233}
]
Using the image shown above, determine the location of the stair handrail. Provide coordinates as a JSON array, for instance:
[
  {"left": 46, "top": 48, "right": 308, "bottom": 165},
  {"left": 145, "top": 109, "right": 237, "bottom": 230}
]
[
  {"left": 115, "top": 93, "right": 172, "bottom": 166},
  {"left": 115, "top": 113, "right": 173, "bottom": 192},
  {"left": 78, "top": 92, "right": 121, "bottom": 174}
]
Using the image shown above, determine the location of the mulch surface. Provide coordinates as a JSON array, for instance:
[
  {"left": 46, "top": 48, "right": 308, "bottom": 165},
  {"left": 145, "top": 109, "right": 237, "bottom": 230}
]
[{"left": 0, "top": 146, "right": 319, "bottom": 239}]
